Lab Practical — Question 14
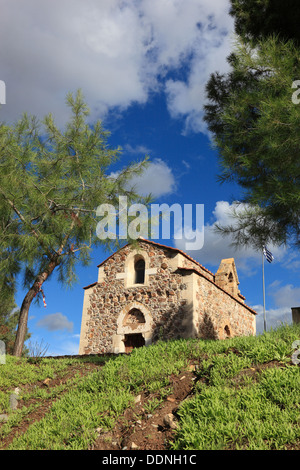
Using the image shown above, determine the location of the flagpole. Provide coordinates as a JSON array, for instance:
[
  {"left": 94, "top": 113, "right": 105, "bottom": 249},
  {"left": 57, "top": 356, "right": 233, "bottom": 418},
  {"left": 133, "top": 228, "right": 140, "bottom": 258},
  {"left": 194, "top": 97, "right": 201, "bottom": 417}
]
[{"left": 262, "top": 248, "right": 266, "bottom": 332}]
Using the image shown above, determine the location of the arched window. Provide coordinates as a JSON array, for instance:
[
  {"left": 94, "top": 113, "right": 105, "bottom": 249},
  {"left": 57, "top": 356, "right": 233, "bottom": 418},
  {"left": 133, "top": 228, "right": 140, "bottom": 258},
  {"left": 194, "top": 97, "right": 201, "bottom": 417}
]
[
  {"left": 124, "top": 250, "right": 149, "bottom": 287},
  {"left": 134, "top": 258, "right": 145, "bottom": 284}
]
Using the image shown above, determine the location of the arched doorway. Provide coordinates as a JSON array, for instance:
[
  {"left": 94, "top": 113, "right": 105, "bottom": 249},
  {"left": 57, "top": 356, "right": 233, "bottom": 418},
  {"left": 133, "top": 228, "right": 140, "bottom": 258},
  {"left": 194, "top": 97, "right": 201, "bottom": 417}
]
[
  {"left": 124, "top": 333, "right": 145, "bottom": 353},
  {"left": 114, "top": 301, "right": 153, "bottom": 353}
]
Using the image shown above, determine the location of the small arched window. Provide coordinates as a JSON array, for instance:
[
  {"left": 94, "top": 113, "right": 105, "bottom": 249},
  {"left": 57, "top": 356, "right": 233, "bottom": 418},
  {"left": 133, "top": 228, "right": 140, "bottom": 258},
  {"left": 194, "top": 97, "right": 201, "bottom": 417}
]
[
  {"left": 134, "top": 258, "right": 145, "bottom": 284},
  {"left": 224, "top": 325, "right": 231, "bottom": 337}
]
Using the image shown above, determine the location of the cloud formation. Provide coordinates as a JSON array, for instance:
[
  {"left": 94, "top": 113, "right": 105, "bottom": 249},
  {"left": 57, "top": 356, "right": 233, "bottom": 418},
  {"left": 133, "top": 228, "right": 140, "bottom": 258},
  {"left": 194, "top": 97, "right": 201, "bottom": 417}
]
[
  {"left": 110, "top": 158, "right": 177, "bottom": 198},
  {"left": 269, "top": 281, "right": 300, "bottom": 309},
  {"left": 174, "top": 200, "right": 287, "bottom": 273},
  {"left": 0, "top": 0, "right": 233, "bottom": 132},
  {"left": 36, "top": 313, "right": 74, "bottom": 332},
  {"left": 130, "top": 158, "right": 177, "bottom": 198},
  {"left": 250, "top": 280, "right": 300, "bottom": 333},
  {"left": 252, "top": 304, "right": 293, "bottom": 335}
]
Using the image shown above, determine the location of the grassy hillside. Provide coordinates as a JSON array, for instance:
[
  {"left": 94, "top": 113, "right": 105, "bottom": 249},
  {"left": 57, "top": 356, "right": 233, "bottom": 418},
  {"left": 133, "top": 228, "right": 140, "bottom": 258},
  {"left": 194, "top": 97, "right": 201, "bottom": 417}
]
[{"left": 0, "top": 323, "right": 299, "bottom": 450}]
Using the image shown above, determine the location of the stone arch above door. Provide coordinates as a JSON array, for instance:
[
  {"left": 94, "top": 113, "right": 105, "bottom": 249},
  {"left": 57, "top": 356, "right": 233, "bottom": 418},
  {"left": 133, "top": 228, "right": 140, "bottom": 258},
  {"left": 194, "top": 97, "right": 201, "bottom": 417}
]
[
  {"left": 117, "top": 301, "right": 152, "bottom": 336},
  {"left": 123, "top": 308, "right": 146, "bottom": 327}
]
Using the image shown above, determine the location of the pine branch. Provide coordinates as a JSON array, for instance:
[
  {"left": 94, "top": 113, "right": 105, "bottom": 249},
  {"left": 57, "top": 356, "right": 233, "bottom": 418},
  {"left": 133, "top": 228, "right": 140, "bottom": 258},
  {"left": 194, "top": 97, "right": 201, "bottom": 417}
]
[{"left": 0, "top": 189, "right": 53, "bottom": 258}]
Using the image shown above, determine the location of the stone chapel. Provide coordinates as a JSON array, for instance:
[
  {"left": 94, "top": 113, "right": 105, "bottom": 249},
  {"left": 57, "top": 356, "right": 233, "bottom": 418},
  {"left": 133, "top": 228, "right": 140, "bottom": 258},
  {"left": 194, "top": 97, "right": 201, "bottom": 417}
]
[{"left": 79, "top": 239, "right": 257, "bottom": 354}]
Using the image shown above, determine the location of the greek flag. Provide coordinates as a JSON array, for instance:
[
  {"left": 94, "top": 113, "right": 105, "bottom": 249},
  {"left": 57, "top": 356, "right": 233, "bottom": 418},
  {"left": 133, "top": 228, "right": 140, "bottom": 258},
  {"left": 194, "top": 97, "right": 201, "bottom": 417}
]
[{"left": 263, "top": 246, "right": 274, "bottom": 263}]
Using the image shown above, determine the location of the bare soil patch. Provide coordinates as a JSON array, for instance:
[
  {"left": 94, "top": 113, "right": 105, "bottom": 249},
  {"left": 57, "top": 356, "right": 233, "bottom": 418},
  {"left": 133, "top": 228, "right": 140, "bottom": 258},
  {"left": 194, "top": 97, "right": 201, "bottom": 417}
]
[
  {"left": 91, "top": 368, "right": 197, "bottom": 451},
  {"left": 0, "top": 362, "right": 101, "bottom": 449},
  {"left": 1, "top": 352, "right": 295, "bottom": 450}
]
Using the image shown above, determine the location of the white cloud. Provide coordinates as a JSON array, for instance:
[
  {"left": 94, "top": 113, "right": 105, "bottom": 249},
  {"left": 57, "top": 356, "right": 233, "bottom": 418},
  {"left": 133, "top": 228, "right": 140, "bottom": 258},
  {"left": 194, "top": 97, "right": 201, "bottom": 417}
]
[
  {"left": 124, "top": 144, "right": 151, "bottom": 156},
  {"left": 164, "top": 3, "right": 234, "bottom": 134},
  {"left": 182, "top": 160, "right": 191, "bottom": 170},
  {"left": 0, "top": 0, "right": 150, "bottom": 125},
  {"left": 0, "top": 0, "right": 233, "bottom": 132},
  {"left": 174, "top": 201, "right": 300, "bottom": 334},
  {"left": 278, "top": 251, "right": 300, "bottom": 272},
  {"left": 36, "top": 313, "right": 74, "bottom": 332},
  {"left": 174, "top": 200, "right": 287, "bottom": 273},
  {"left": 130, "top": 158, "right": 176, "bottom": 197},
  {"left": 269, "top": 281, "right": 300, "bottom": 309},
  {"left": 111, "top": 158, "right": 176, "bottom": 198},
  {"left": 252, "top": 304, "right": 293, "bottom": 335}
]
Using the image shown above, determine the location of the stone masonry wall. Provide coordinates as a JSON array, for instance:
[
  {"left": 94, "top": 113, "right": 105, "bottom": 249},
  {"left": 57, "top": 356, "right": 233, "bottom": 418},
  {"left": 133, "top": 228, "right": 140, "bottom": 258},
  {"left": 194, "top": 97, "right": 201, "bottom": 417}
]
[
  {"left": 80, "top": 242, "right": 195, "bottom": 354},
  {"left": 196, "top": 275, "right": 256, "bottom": 340}
]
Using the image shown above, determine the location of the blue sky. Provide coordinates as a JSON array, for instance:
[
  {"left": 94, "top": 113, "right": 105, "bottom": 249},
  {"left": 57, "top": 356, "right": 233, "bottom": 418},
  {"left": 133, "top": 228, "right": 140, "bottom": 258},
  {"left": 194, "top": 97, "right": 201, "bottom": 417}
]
[{"left": 1, "top": 0, "right": 299, "bottom": 355}]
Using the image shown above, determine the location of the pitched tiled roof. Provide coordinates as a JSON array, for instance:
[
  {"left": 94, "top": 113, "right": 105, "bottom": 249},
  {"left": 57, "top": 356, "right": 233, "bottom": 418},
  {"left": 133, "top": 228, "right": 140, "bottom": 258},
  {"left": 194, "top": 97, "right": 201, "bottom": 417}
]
[{"left": 83, "top": 281, "right": 98, "bottom": 290}]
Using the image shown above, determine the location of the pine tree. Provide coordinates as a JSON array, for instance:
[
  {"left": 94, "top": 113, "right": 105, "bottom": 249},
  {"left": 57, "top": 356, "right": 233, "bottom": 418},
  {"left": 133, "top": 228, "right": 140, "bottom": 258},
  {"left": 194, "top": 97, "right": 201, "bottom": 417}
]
[
  {"left": 204, "top": 35, "right": 300, "bottom": 249},
  {"left": 203, "top": 1, "right": 300, "bottom": 250},
  {"left": 0, "top": 91, "right": 150, "bottom": 356},
  {"left": 230, "top": 0, "right": 300, "bottom": 46}
]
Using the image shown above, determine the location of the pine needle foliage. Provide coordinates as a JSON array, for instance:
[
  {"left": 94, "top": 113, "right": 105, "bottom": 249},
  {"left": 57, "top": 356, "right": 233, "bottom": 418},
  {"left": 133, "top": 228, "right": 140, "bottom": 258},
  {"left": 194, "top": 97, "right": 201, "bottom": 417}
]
[
  {"left": 204, "top": 36, "right": 300, "bottom": 249},
  {"left": 0, "top": 90, "right": 150, "bottom": 355}
]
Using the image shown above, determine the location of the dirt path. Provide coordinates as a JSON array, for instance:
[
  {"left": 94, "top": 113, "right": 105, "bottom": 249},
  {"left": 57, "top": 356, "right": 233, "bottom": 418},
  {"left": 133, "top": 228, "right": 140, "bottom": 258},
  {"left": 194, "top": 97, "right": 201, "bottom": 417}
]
[
  {"left": 1, "top": 360, "right": 197, "bottom": 451},
  {"left": 91, "top": 368, "right": 197, "bottom": 450},
  {"left": 0, "top": 362, "right": 101, "bottom": 449}
]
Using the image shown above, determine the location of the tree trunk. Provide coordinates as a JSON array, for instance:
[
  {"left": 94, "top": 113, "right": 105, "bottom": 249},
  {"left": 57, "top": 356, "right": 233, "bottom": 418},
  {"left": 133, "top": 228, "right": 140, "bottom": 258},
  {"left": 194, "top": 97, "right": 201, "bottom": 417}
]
[
  {"left": 13, "top": 260, "right": 58, "bottom": 357},
  {"left": 13, "top": 286, "right": 37, "bottom": 357}
]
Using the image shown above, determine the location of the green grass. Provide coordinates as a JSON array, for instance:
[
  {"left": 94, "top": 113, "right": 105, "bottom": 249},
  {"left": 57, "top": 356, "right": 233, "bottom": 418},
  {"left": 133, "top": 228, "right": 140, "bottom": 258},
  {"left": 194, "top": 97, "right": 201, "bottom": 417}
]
[
  {"left": 1, "top": 323, "right": 299, "bottom": 450},
  {"left": 171, "top": 324, "right": 300, "bottom": 450},
  {"left": 172, "top": 366, "right": 299, "bottom": 450}
]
